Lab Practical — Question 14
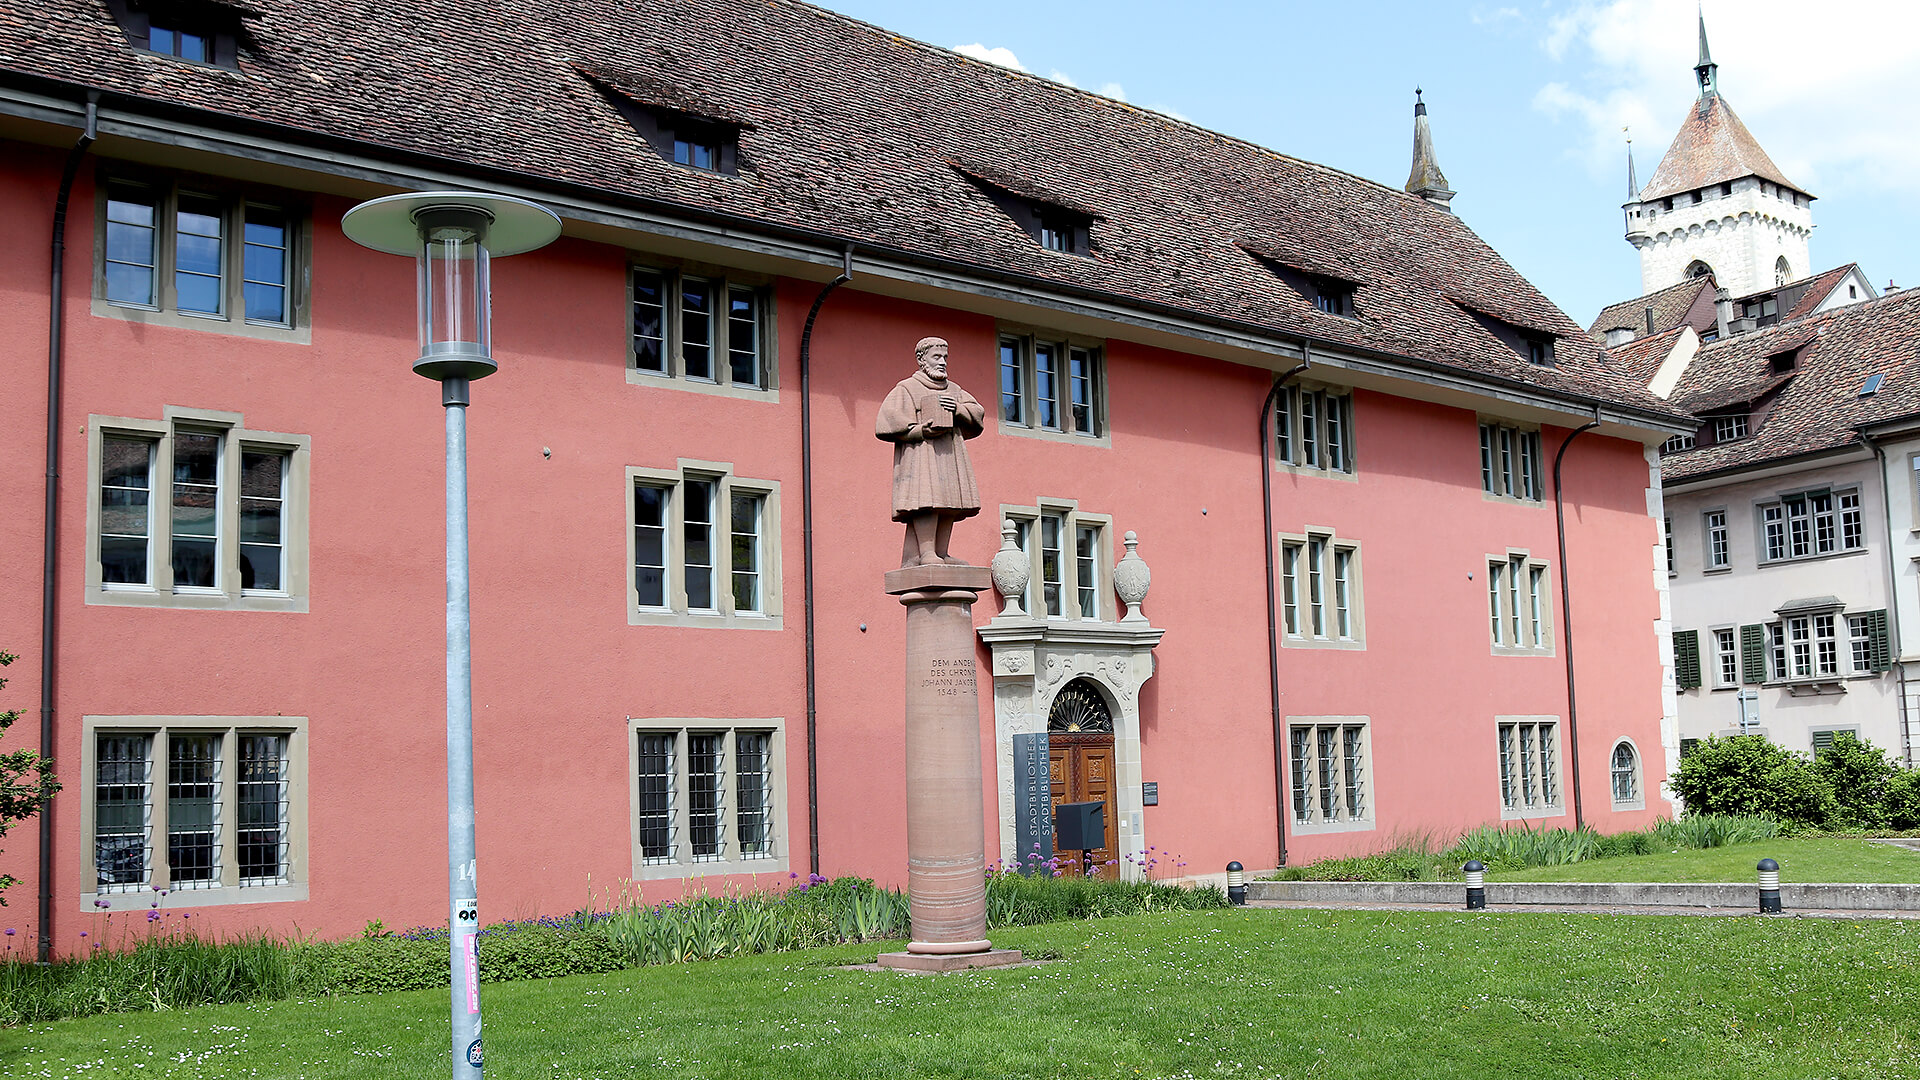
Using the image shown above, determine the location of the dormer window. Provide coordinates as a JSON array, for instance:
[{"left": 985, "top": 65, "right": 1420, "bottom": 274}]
[
  {"left": 1455, "top": 300, "right": 1557, "bottom": 367},
  {"left": 1712, "top": 415, "right": 1749, "bottom": 442},
  {"left": 671, "top": 123, "right": 727, "bottom": 172},
  {"left": 1768, "top": 348, "right": 1797, "bottom": 374},
  {"left": 1036, "top": 208, "right": 1089, "bottom": 255},
  {"left": 1524, "top": 336, "right": 1554, "bottom": 366},
  {"left": 575, "top": 65, "right": 747, "bottom": 177},
  {"left": 950, "top": 163, "right": 1097, "bottom": 258},
  {"left": 105, "top": 0, "right": 248, "bottom": 69},
  {"left": 149, "top": 23, "right": 209, "bottom": 62},
  {"left": 1310, "top": 276, "right": 1356, "bottom": 318}
]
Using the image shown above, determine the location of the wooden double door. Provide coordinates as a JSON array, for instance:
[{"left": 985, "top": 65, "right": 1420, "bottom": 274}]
[{"left": 1049, "top": 732, "right": 1119, "bottom": 880}]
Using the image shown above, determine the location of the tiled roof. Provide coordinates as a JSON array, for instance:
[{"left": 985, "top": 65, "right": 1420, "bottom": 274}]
[
  {"left": 1590, "top": 277, "right": 1712, "bottom": 338},
  {"left": 1734, "top": 264, "right": 1858, "bottom": 323},
  {"left": 1638, "top": 93, "right": 1803, "bottom": 202},
  {"left": 1660, "top": 289, "right": 1920, "bottom": 481},
  {"left": 1604, "top": 325, "right": 1690, "bottom": 385},
  {"left": 0, "top": 0, "right": 1685, "bottom": 420}
]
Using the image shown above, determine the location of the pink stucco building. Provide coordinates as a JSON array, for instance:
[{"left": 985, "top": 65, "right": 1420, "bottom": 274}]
[{"left": 0, "top": 0, "right": 1689, "bottom": 959}]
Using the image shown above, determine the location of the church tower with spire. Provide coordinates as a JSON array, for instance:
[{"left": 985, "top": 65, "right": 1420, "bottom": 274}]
[
  {"left": 1623, "top": 12, "right": 1813, "bottom": 296},
  {"left": 1405, "top": 89, "right": 1454, "bottom": 212}
]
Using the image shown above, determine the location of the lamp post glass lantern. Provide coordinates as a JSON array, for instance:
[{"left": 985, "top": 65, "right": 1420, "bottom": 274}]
[{"left": 341, "top": 191, "right": 559, "bottom": 1079}]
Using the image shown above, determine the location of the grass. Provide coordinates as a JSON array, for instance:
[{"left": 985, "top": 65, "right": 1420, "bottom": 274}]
[
  {"left": 1487, "top": 837, "right": 1920, "bottom": 884},
  {"left": 5, "top": 909, "right": 1920, "bottom": 1078}
]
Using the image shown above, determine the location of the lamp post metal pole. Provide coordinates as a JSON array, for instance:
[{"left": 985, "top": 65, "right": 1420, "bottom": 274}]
[{"left": 445, "top": 375, "right": 483, "bottom": 1077}]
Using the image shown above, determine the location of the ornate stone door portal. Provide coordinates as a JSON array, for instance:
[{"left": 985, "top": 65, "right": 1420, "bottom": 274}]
[{"left": 1048, "top": 680, "right": 1117, "bottom": 879}]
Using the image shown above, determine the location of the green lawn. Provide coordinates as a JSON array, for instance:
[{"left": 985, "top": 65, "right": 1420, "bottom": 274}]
[
  {"left": 6, "top": 909, "right": 1920, "bottom": 1079},
  {"left": 1487, "top": 838, "right": 1920, "bottom": 884}
]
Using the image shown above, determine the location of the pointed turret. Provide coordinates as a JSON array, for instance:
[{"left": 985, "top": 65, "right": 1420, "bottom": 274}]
[
  {"left": 1626, "top": 137, "right": 1638, "bottom": 200},
  {"left": 1694, "top": 9, "right": 1718, "bottom": 99},
  {"left": 1404, "top": 88, "right": 1454, "bottom": 212}
]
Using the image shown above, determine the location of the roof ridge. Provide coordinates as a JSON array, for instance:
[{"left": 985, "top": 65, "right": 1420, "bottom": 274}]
[{"left": 771, "top": 0, "right": 1437, "bottom": 206}]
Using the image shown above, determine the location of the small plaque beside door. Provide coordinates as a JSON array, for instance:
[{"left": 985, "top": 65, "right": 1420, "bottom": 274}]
[{"left": 1142, "top": 781, "right": 1159, "bottom": 806}]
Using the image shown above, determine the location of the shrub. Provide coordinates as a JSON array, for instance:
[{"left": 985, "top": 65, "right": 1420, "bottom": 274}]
[
  {"left": 1669, "top": 735, "right": 1838, "bottom": 830},
  {"left": 1446, "top": 823, "right": 1599, "bottom": 871},
  {"left": 1888, "top": 771, "right": 1920, "bottom": 831},
  {"left": 1813, "top": 733, "right": 1898, "bottom": 829}
]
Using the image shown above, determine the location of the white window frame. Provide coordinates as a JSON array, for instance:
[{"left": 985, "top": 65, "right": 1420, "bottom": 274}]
[
  {"left": 93, "top": 174, "right": 311, "bottom": 343},
  {"left": 1849, "top": 614, "right": 1876, "bottom": 675},
  {"left": 1286, "top": 717, "right": 1372, "bottom": 833},
  {"left": 1768, "top": 608, "right": 1846, "bottom": 683},
  {"left": 1756, "top": 488, "right": 1864, "bottom": 564},
  {"left": 997, "top": 330, "right": 1107, "bottom": 444},
  {"left": 1001, "top": 500, "right": 1112, "bottom": 621},
  {"left": 626, "top": 718, "right": 785, "bottom": 880},
  {"left": 80, "top": 714, "right": 308, "bottom": 910},
  {"left": 1497, "top": 716, "right": 1563, "bottom": 820},
  {"left": 1274, "top": 383, "right": 1356, "bottom": 477},
  {"left": 627, "top": 262, "right": 778, "bottom": 399},
  {"left": 1712, "top": 415, "right": 1749, "bottom": 442},
  {"left": 1278, "top": 528, "right": 1364, "bottom": 649},
  {"left": 1478, "top": 421, "right": 1544, "bottom": 503},
  {"left": 1712, "top": 626, "right": 1740, "bottom": 688},
  {"left": 85, "top": 408, "right": 310, "bottom": 612},
  {"left": 1487, "top": 551, "right": 1554, "bottom": 655},
  {"left": 1703, "top": 509, "right": 1729, "bottom": 570},
  {"left": 627, "top": 461, "right": 781, "bottom": 629},
  {"left": 1609, "top": 738, "right": 1644, "bottom": 810}
]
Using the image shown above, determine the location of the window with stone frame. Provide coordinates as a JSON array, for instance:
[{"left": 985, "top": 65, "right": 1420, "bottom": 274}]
[
  {"left": 1610, "top": 740, "right": 1642, "bottom": 808},
  {"left": 1758, "top": 489, "right": 1863, "bottom": 563},
  {"left": 97, "top": 174, "right": 305, "bottom": 339},
  {"left": 999, "top": 332, "right": 1104, "bottom": 439},
  {"left": 1288, "top": 719, "right": 1370, "bottom": 829},
  {"left": 628, "top": 464, "right": 779, "bottom": 628},
  {"left": 1703, "top": 509, "right": 1729, "bottom": 570},
  {"left": 630, "top": 264, "right": 774, "bottom": 393},
  {"left": 629, "top": 721, "right": 782, "bottom": 879},
  {"left": 1487, "top": 553, "right": 1552, "bottom": 654},
  {"left": 1275, "top": 385, "right": 1355, "bottom": 474},
  {"left": 1004, "top": 502, "right": 1110, "bottom": 620},
  {"left": 1479, "top": 422, "right": 1543, "bottom": 501},
  {"left": 1497, "top": 717, "right": 1561, "bottom": 818},
  {"left": 87, "top": 410, "right": 309, "bottom": 612},
  {"left": 1278, "top": 530, "right": 1363, "bottom": 648},
  {"left": 84, "top": 715, "right": 306, "bottom": 906}
]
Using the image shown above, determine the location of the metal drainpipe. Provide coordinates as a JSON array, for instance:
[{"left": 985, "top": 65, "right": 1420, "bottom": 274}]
[
  {"left": 1259, "top": 349, "right": 1311, "bottom": 868},
  {"left": 1552, "top": 411, "right": 1602, "bottom": 830},
  {"left": 798, "top": 246, "right": 852, "bottom": 878},
  {"left": 39, "top": 96, "right": 98, "bottom": 964},
  {"left": 1859, "top": 432, "right": 1914, "bottom": 766}
]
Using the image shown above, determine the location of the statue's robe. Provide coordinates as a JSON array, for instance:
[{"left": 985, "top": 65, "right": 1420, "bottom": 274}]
[{"left": 875, "top": 371, "right": 984, "bottom": 522}]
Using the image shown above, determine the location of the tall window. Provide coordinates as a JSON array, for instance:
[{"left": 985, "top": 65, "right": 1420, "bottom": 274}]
[
  {"left": 1279, "top": 531, "right": 1362, "bottom": 647},
  {"left": 1714, "top": 628, "right": 1739, "bottom": 687},
  {"left": 1760, "top": 489, "right": 1863, "bottom": 562},
  {"left": 629, "top": 466, "right": 778, "bottom": 627},
  {"left": 1007, "top": 505, "right": 1107, "bottom": 620},
  {"left": 1288, "top": 720, "right": 1369, "bottom": 828},
  {"left": 999, "top": 334, "right": 1103, "bottom": 438},
  {"left": 1704, "top": 510, "right": 1729, "bottom": 569},
  {"left": 1488, "top": 554, "right": 1552, "bottom": 653},
  {"left": 1275, "top": 386, "right": 1355, "bottom": 474},
  {"left": 1479, "top": 423, "right": 1542, "bottom": 501},
  {"left": 629, "top": 722, "right": 782, "bottom": 878},
  {"left": 1498, "top": 718, "right": 1560, "bottom": 816},
  {"left": 101, "top": 179, "right": 299, "bottom": 332},
  {"left": 1610, "top": 741, "right": 1641, "bottom": 807},
  {"left": 86, "top": 718, "right": 303, "bottom": 903},
  {"left": 630, "top": 266, "right": 771, "bottom": 390},
  {"left": 89, "top": 414, "right": 307, "bottom": 610}
]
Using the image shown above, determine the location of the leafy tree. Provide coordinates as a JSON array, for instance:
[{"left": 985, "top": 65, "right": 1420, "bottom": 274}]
[
  {"left": 1813, "top": 732, "right": 1898, "bottom": 829},
  {"left": 1669, "top": 735, "right": 1837, "bottom": 830},
  {"left": 0, "top": 650, "right": 61, "bottom": 905}
]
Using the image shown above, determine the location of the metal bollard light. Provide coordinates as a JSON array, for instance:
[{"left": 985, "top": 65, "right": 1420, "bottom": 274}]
[
  {"left": 1463, "top": 860, "right": 1487, "bottom": 910},
  {"left": 1758, "top": 857, "right": 1782, "bottom": 913},
  {"left": 1226, "top": 861, "right": 1247, "bottom": 905}
]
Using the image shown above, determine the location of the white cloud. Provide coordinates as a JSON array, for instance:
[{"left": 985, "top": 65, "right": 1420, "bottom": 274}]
[
  {"left": 1532, "top": 0, "right": 1920, "bottom": 199},
  {"left": 1047, "top": 68, "right": 1077, "bottom": 87},
  {"left": 952, "top": 43, "right": 1025, "bottom": 70},
  {"left": 1097, "top": 82, "right": 1128, "bottom": 102},
  {"left": 1147, "top": 103, "right": 1191, "bottom": 123}
]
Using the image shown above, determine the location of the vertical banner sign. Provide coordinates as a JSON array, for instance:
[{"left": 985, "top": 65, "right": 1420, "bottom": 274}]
[
  {"left": 1011, "top": 733, "right": 1053, "bottom": 875},
  {"left": 455, "top": 897, "right": 480, "bottom": 1014}
]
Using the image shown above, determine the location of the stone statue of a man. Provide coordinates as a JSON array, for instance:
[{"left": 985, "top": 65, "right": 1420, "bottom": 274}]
[{"left": 876, "top": 336, "right": 985, "bottom": 567}]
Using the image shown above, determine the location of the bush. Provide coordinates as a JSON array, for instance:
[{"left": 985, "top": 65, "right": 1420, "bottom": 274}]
[
  {"left": 1888, "top": 771, "right": 1920, "bottom": 831},
  {"left": 1272, "top": 849, "right": 1437, "bottom": 882},
  {"left": 1813, "top": 733, "right": 1898, "bottom": 829},
  {"left": 1669, "top": 735, "right": 1839, "bottom": 830},
  {"left": 1446, "top": 823, "right": 1599, "bottom": 871}
]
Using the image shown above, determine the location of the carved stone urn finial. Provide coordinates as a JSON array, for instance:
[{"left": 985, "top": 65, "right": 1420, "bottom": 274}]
[
  {"left": 989, "top": 519, "right": 1030, "bottom": 617},
  {"left": 1114, "top": 530, "right": 1151, "bottom": 623}
]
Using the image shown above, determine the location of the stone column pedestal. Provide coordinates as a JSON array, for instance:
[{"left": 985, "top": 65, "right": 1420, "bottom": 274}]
[{"left": 877, "top": 563, "right": 1022, "bottom": 972}]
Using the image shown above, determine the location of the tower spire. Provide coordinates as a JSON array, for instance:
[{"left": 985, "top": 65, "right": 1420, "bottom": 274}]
[
  {"left": 1694, "top": 7, "right": 1719, "bottom": 99},
  {"left": 1626, "top": 132, "right": 1637, "bottom": 199},
  {"left": 1404, "top": 87, "right": 1455, "bottom": 213}
]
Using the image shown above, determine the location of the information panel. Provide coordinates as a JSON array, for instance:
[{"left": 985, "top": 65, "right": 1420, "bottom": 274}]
[{"left": 1011, "top": 732, "right": 1054, "bottom": 875}]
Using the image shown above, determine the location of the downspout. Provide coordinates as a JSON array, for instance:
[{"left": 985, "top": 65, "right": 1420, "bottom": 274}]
[
  {"left": 798, "top": 245, "right": 852, "bottom": 878},
  {"left": 1259, "top": 348, "right": 1311, "bottom": 867},
  {"left": 41, "top": 95, "right": 98, "bottom": 963},
  {"left": 1553, "top": 410, "right": 1602, "bottom": 830},
  {"left": 1859, "top": 432, "right": 1913, "bottom": 766}
]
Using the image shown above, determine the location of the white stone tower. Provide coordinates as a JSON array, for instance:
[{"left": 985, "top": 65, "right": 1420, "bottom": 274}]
[{"left": 1623, "top": 14, "right": 1813, "bottom": 296}]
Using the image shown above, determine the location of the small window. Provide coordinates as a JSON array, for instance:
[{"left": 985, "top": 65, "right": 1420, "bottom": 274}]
[
  {"left": 1288, "top": 720, "right": 1370, "bottom": 829},
  {"left": 672, "top": 124, "right": 727, "bottom": 172},
  {"left": 629, "top": 266, "right": 772, "bottom": 392},
  {"left": 106, "top": 0, "right": 243, "bottom": 69},
  {"left": 1478, "top": 423, "right": 1543, "bottom": 502},
  {"left": 1711, "top": 415, "right": 1749, "bottom": 442},
  {"left": 628, "top": 465, "right": 780, "bottom": 628},
  {"left": 1279, "top": 531, "right": 1363, "bottom": 648},
  {"left": 1276, "top": 386, "right": 1355, "bottom": 474},
  {"left": 1309, "top": 276, "right": 1357, "bottom": 318},
  {"left": 998, "top": 333, "right": 1104, "bottom": 439},
  {"left": 1769, "top": 349, "right": 1795, "bottom": 374},
  {"left": 1703, "top": 510, "right": 1728, "bottom": 569},
  {"left": 1661, "top": 433, "right": 1696, "bottom": 454},
  {"left": 1524, "top": 336, "right": 1554, "bottom": 366},
  {"left": 1610, "top": 741, "right": 1642, "bottom": 808},
  {"left": 1684, "top": 259, "right": 1712, "bottom": 279},
  {"left": 1713, "top": 627, "right": 1739, "bottom": 687},
  {"left": 1860, "top": 374, "right": 1886, "bottom": 397}
]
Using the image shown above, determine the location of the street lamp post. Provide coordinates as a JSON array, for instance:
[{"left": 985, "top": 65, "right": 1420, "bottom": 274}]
[{"left": 342, "top": 191, "right": 560, "bottom": 1079}]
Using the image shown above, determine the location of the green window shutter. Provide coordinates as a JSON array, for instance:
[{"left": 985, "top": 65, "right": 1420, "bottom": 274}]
[
  {"left": 1740, "top": 624, "right": 1766, "bottom": 684},
  {"left": 1674, "top": 629, "right": 1701, "bottom": 689},
  {"left": 1869, "top": 609, "right": 1893, "bottom": 672},
  {"left": 1812, "top": 729, "right": 1836, "bottom": 753}
]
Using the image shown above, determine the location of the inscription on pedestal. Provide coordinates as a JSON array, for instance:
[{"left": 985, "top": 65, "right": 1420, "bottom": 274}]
[{"left": 919, "top": 656, "right": 979, "bottom": 698}]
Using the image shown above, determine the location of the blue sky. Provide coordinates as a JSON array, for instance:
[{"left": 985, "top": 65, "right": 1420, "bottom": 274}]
[{"left": 812, "top": 0, "right": 1919, "bottom": 325}]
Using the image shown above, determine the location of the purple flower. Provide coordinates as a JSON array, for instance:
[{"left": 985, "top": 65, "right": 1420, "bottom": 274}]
[
  {"left": 94, "top": 899, "right": 110, "bottom": 909},
  {"left": 79, "top": 931, "right": 88, "bottom": 938},
  {"left": 3, "top": 928, "right": 12, "bottom": 936},
  {"left": 182, "top": 913, "right": 191, "bottom": 919},
  {"left": 147, "top": 911, "right": 161, "bottom": 922}
]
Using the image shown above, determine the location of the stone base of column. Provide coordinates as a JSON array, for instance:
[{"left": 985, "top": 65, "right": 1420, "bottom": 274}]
[{"left": 876, "top": 948, "right": 1025, "bottom": 972}]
